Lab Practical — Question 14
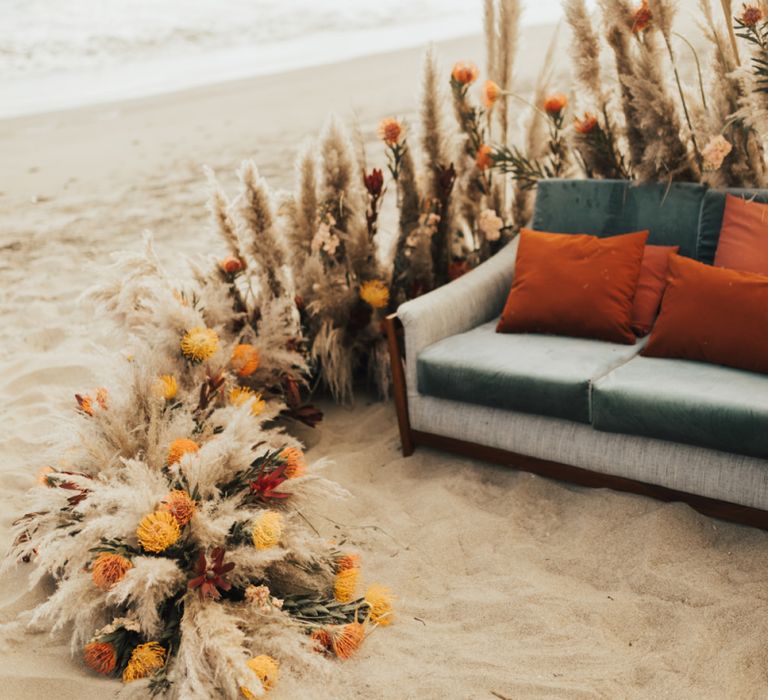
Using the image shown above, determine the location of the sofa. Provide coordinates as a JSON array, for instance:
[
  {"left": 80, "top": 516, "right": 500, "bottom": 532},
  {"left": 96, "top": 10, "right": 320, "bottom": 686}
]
[{"left": 385, "top": 179, "right": 768, "bottom": 528}]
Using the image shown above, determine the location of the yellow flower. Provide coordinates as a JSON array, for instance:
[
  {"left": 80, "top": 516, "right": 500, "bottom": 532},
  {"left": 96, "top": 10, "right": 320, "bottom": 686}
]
[
  {"left": 241, "top": 655, "right": 279, "bottom": 697},
  {"left": 334, "top": 567, "right": 359, "bottom": 603},
  {"left": 360, "top": 279, "right": 390, "bottom": 309},
  {"left": 364, "top": 584, "right": 394, "bottom": 626},
  {"left": 377, "top": 117, "right": 404, "bottom": 147},
  {"left": 122, "top": 642, "right": 166, "bottom": 683},
  {"left": 231, "top": 344, "right": 260, "bottom": 377},
  {"left": 229, "top": 387, "right": 266, "bottom": 416},
  {"left": 91, "top": 552, "right": 132, "bottom": 590},
  {"left": 156, "top": 374, "right": 178, "bottom": 401},
  {"left": 280, "top": 447, "right": 306, "bottom": 479},
  {"left": 136, "top": 510, "right": 181, "bottom": 553},
  {"left": 180, "top": 327, "right": 219, "bottom": 362},
  {"left": 160, "top": 489, "right": 196, "bottom": 526},
  {"left": 252, "top": 511, "right": 283, "bottom": 550},
  {"left": 167, "top": 438, "right": 199, "bottom": 465}
]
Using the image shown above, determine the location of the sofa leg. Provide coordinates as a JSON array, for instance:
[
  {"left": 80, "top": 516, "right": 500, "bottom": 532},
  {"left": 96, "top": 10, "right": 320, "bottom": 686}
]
[{"left": 385, "top": 313, "right": 415, "bottom": 457}]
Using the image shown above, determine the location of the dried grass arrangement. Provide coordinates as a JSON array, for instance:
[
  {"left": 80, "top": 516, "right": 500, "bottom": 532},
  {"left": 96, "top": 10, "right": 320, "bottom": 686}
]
[{"left": 2, "top": 266, "right": 392, "bottom": 696}]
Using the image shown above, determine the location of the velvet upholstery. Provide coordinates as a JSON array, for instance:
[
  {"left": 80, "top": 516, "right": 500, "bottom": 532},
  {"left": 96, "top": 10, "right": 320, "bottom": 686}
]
[
  {"left": 417, "top": 320, "right": 643, "bottom": 423},
  {"left": 531, "top": 179, "right": 708, "bottom": 259},
  {"left": 592, "top": 356, "right": 768, "bottom": 459},
  {"left": 698, "top": 188, "right": 768, "bottom": 264}
]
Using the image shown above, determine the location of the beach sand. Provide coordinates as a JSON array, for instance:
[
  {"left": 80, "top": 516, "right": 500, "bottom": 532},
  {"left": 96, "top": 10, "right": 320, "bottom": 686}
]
[{"left": 2, "top": 23, "right": 768, "bottom": 700}]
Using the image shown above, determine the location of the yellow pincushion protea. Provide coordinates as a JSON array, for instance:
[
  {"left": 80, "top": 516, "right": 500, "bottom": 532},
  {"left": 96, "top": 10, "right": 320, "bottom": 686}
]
[
  {"left": 229, "top": 387, "right": 266, "bottom": 416},
  {"left": 252, "top": 511, "right": 283, "bottom": 550},
  {"left": 364, "top": 584, "right": 394, "bottom": 626},
  {"left": 360, "top": 279, "right": 390, "bottom": 309},
  {"left": 231, "top": 344, "right": 260, "bottom": 377},
  {"left": 136, "top": 510, "right": 181, "bottom": 553},
  {"left": 180, "top": 327, "right": 219, "bottom": 362},
  {"left": 334, "top": 566, "right": 359, "bottom": 603},
  {"left": 156, "top": 374, "right": 178, "bottom": 401},
  {"left": 167, "top": 438, "right": 199, "bottom": 465},
  {"left": 122, "top": 642, "right": 166, "bottom": 683},
  {"left": 241, "top": 655, "right": 279, "bottom": 696}
]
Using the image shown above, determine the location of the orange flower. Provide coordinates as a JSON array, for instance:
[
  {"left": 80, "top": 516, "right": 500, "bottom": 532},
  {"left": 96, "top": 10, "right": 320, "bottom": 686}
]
[
  {"left": 544, "top": 93, "right": 568, "bottom": 116},
  {"left": 574, "top": 113, "right": 599, "bottom": 135},
  {"left": 482, "top": 79, "right": 502, "bottom": 108},
  {"left": 476, "top": 144, "right": 493, "bottom": 170},
  {"left": 76, "top": 394, "right": 93, "bottom": 416},
  {"left": 220, "top": 256, "right": 243, "bottom": 275},
  {"left": 167, "top": 438, "right": 199, "bottom": 465},
  {"left": 739, "top": 3, "right": 763, "bottom": 26},
  {"left": 95, "top": 387, "right": 108, "bottom": 410},
  {"left": 330, "top": 622, "right": 366, "bottom": 660},
  {"left": 83, "top": 641, "right": 117, "bottom": 675},
  {"left": 91, "top": 552, "right": 132, "bottom": 590},
  {"left": 160, "top": 489, "right": 196, "bottom": 526},
  {"left": 451, "top": 61, "right": 479, "bottom": 86},
  {"left": 310, "top": 628, "right": 332, "bottom": 652},
  {"left": 378, "top": 117, "right": 404, "bottom": 147},
  {"left": 631, "top": 0, "right": 652, "bottom": 32},
  {"left": 280, "top": 447, "right": 306, "bottom": 478},
  {"left": 335, "top": 553, "right": 360, "bottom": 572},
  {"left": 231, "top": 344, "right": 260, "bottom": 377}
]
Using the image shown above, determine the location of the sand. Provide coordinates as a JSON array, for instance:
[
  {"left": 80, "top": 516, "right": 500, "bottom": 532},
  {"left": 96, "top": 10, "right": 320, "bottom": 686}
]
[{"left": 2, "top": 23, "right": 768, "bottom": 700}]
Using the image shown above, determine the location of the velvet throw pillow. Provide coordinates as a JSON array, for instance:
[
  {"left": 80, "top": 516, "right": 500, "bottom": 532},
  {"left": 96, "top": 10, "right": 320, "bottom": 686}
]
[
  {"left": 643, "top": 255, "right": 768, "bottom": 374},
  {"left": 714, "top": 194, "right": 768, "bottom": 275},
  {"left": 630, "top": 245, "right": 679, "bottom": 336},
  {"left": 497, "top": 228, "right": 648, "bottom": 344}
]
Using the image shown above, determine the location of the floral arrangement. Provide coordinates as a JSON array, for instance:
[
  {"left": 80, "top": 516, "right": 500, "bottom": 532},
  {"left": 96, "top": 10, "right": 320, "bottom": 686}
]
[{"left": 2, "top": 171, "right": 394, "bottom": 694}]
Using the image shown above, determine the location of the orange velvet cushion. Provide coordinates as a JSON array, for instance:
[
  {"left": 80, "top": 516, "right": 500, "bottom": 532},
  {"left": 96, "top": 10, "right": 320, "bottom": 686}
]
[
  {"left": 643, "top": 255, "right": 768, "bottom": 374},
  {"left": 714, "top": 194, "right": 768, "bottom": 274},
  {"left": 497, "top": 229, "right": 648, "bottom": 344},
  {"left": 630, "top": 245, "right": 679, "bottom": 337}
]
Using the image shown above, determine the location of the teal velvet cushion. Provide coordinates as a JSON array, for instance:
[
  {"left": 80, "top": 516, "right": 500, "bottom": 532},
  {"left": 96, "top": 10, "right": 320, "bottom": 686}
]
[
  {"left": 697, "top": 188, "right": 768, "bottom": 263},
  {"left": 592, "top": 356, "right": 768, "bottom": 458},
  {"left": 416, "top": 321, "right": 642, "bottom": 423},
  {"left": 532, "top": 179, "right": 707, "bottom": 259}
]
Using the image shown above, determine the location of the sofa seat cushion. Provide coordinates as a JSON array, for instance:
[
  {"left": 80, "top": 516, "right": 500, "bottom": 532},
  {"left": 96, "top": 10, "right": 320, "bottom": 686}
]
[
  {"left": 592, "top": 356, "right": 768, "bottom": 458},
  {"left": 416, "top": 320, "right": 643, "bottom": 423}
]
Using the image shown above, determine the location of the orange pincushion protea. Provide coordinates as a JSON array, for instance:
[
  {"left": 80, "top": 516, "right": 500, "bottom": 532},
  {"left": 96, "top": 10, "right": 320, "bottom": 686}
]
[
  {"left": 476, "top": 144, "right": 493, "bottom": 171},
  {"left": 83, "top": 641, "right": 117, "bottom": 675},
  {"left": 280, "top": 447, "right": 306, "bottom": 478},
  {"left": 631, "top": 0, "right": 652, "bottom": 32},
  {"left": 160, "top": 489, "right": 196, "bottom": 526},
  {"left": 242, "top": 655, "right": 280, "bottom": 697},
  {"left": 334, "top": 566, "right": 359, "bottom": 603},
  {"left": 167, "top": 438, "right": 199, "bottom": 465},
  {"left": 377, "top": 117, "right": 404, "bottom": 147},
  {"left": 310, "top": 628, "right": 332, "bottom": 652},
  {"left": 451, "top": 61, "right": 479, "bottom": 85},
  {"left": 231, "top": 344, "right": 260, "bottom": 377},
  {"left": 91, "top": 552, "right": 132, "bottom": 590},
  {"left": 365, "top": 584, "right": 394, "bottom": 626},
  {"left": 330, "top": 622, "right": 366, "bottom": 660},
  {"left": 482, "top": 79, "right": 502, "bottom": 108},
  {"left": 136, "top": 510, "right": 181, "bottom": 553},
  {"left": 544, "top": 93, "right": 568, "bottom": 115},
  {"left": 574, "top": 113, "right": 599, "bottom": 135}
]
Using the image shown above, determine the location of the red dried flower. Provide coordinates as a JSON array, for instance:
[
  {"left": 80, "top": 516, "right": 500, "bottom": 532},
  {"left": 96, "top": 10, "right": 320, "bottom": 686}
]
[
  {"left": 363, "top": 168, "right": 384, "bottom": 197},
  {"left": 739, "top": 3, "right": 763, "bottom": 26},
  {"left": 632, "top": 0, "right": 652, "bottom": 32},
  {"left": 220, "top": 256, "right": 244, "bottom": 275},
  {"left": 574, "top": 113, "right": 599, "bottom": 135},
  {"left": 188, "top": 547, "right": 235, "bottom": 600},
  {"left": 544, "top": 93, "right": 568, "bottom": 116},
  {"left": 250, "top": 463, "right": 291, "bottom": 501}
]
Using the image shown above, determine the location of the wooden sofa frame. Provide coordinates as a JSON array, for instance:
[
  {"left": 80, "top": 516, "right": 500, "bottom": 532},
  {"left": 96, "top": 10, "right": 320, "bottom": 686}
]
[{"left": 384, "top": 313, "right": 768, "bottom": 530}]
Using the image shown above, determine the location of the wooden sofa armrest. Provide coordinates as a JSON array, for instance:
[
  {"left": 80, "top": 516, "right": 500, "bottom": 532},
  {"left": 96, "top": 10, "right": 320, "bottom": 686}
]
[{"left": 384, "top": 313, "right": 414, "bottom": 456}]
